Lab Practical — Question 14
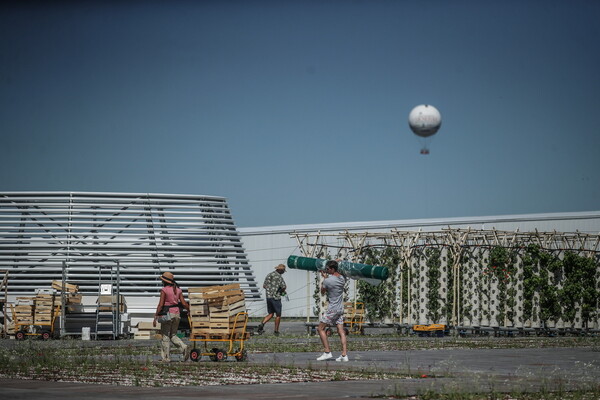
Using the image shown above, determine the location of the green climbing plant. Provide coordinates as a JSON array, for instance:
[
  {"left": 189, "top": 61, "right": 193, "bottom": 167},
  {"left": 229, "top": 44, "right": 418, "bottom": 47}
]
[
  {"left": 559, "top": 251, "right": 599, "bottom": 326},
  {"left": 442, "top": 250, "right": 455, "bottom": 324},
  {"left": 522, "top": 245, "right": 561, "bottom": 325},
  {"left": 425, "top": 247, "right": 442, "bottom": 322},
  {"left": 486, "top": 246, "right": 518, "bottom": 325},
  {"left": 521, "top": 245, "right": 599, "bottom": 327},
  {"left": 358, "top": 246, "right": 400, "bottom": 322}
]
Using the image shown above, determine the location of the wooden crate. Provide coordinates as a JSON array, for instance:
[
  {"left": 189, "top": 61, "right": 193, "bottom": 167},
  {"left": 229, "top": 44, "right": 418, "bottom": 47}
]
[
  {"left": 190, "top": 282, "right": 241, "bottom": 294},
  {"left": 33, "top": 294, "right": 54, "bottom": 325},
  {"left": 191, "top": 331, "right": 230, "bottom": 339},
  {"left": 135, "top": 321, "right": 161, "bottom": 340},
  {"left": 66, "top": 293, "right": 82, "bottom": 304},
  {"left": 16, "top": 297, "right": 34, "bottom": 305},
  {"left": 188, "top": 284, "right": 244, "bottom": 302},
  {"left": 133, "top": 331, "right": 161, "bottom": 340},
  {"left": 136, "top": 321, "right": 159, "bottom": 330},
  {"left": 51, "top": 280, "right": 79, "bottom": 293},
  {"left": 97, "top": 295, "right": 127, "bottom": 312},
  {"left": 134, "top": 332, "right": 151, "bottom": 340},
  {"left": 189, "top": 301, "right": 208, "bottom": 317},
  {"left": 35, "top": 294, "right": 55, "bottom": 305},
  {"left": 207, "top": 297, "right": 245, "bottom": 312},
  {"left": 190, "top": 316, "right": 210, "bottom": 327}
]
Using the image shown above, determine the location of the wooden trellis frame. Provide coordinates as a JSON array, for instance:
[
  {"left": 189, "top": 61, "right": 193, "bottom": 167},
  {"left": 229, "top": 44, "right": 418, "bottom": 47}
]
[{"left": 291, "top": 228, "right": 600, "bottom": 330}]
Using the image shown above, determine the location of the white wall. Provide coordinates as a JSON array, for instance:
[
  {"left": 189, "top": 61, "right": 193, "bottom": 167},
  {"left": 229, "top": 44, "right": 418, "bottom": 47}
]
[{"left": 44, "top": 211, "right": 597, "bottom": 326}]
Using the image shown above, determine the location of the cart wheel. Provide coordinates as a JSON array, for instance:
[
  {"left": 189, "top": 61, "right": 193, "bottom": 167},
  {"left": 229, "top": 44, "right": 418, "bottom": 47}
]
[
  {"left": 190, "top": 349, "right": 201, "bottom": 362},
  {"left": 41, "top": 331, "right": 51, "bottom": 340},
  {"left": 235, "top": 349, "right": 248, "bottom": 362},
  {"left": 343, "top": 328, "right": 350, "bottom": 336},
  {"left": 359, "top": 326, "right": 365, "bottom": 335},
  {"left": 325, "top": 327, "right": 333, "bottom": 337},
  {"left": 213, "top": 349, "right": 227, "bottom": 362},
  {"left": 16, "top": 331, "right": 26, "bottom": 340}
]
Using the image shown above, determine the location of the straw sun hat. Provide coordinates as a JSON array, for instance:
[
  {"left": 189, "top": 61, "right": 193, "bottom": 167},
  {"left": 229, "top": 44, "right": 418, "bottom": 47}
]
[{"left": 160, "top": 271, "right": 175, "bottom": 284}]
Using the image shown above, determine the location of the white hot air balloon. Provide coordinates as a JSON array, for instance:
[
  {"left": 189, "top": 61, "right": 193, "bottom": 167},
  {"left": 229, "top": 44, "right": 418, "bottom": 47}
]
[{"left": 408, "top": 104, "right": 441, "bottom": 154}]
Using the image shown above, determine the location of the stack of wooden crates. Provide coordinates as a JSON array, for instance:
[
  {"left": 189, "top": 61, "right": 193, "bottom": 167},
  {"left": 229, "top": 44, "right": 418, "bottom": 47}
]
[
  {"left": 188, "top": 283, "right": 247, "bottom": 339},
  {"left": 51, "top": 280, "right": 83, "bottom": 312},
  {"left": 134, "top": 321, "right": 161, "bottom": 340},
  {"left": 33, "top": 290, "right": 55, "bottom": 326},
  {"left": 14, "top": 297, "right": 34, "bottom": 327},
  {"left": 13, "top": 289, "right": 58, "bottom": 335}
]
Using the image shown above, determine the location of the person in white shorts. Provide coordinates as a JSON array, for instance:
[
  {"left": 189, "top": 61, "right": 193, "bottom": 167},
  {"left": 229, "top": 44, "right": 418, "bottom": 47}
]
[{"left": 316, "top": 260, "right": 349, "bottom": 362}]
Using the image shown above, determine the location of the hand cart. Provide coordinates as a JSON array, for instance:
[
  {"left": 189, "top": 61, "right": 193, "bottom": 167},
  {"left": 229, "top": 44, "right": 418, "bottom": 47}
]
[
  {"left": 325, "top": 301, "right": 366, "bottom": 336},
  {"left": 186, "top": 283, "right": 250, "bottom": 362},
  {"left": 187, "top": 311, "right": 250, "bottom": 362},
  {"left": 344, "top": 301, "right": 365, "bottom": 335},
  {"left": 11, "top": 293, "right": 58, "bottom": 340}
]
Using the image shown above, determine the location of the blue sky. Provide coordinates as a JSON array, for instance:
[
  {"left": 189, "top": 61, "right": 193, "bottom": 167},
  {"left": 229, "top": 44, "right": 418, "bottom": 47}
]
[{"left": 1, "top": 0, "right": 599, "bottom": 227}]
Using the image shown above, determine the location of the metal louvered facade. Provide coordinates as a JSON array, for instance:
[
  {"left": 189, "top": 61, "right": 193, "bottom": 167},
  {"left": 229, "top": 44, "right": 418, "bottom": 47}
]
[{"left": 0, "top": 192, "right": 260, "bottom": 300}]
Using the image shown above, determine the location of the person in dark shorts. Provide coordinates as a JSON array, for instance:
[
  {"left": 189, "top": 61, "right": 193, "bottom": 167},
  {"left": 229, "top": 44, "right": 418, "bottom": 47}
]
[{"left": 257, "top": 264, "right": 287, "bottom": 335}]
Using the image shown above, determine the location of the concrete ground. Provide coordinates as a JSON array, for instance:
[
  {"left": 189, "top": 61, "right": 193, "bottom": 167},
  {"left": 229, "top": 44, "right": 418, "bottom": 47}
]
[{"left": 1, "top": 322, "right": 599, "bottom": 399}]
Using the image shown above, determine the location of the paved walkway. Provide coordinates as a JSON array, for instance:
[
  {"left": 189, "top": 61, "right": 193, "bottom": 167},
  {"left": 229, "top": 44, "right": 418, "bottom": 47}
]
[{"left": 1, "top": 347, "right": 598, "bottom": 399}]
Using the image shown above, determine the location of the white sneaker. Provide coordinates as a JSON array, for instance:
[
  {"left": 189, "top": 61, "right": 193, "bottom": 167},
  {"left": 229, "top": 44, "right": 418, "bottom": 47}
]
[
  {"left": 317, "top": 352, "right": 333, "bottom": 361},
  {"left": 336, "top": 355, "right": 349, "bottom": 362}
]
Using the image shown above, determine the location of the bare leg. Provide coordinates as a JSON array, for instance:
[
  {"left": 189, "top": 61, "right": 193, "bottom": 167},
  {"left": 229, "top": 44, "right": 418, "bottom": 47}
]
[
  {"left": 274, "top": 315, "right": 281, "bottom": 332},
  {"left": 336, "top": 323, "right": 347, "bottom": 356},
  {"left": 261, "top": 313, "right": 273, "bottom": 325},
  {"left": 160, "top": 319, "right": 174, "bottom": 361},
  {"left": 317, "top": 322, "right": 330, "bottom": 353}
]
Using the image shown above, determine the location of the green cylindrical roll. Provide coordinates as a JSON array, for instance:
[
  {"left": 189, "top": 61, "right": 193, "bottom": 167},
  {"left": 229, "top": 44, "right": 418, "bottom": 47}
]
[{"left": 287, "top": 255, "right": 389, "bottom": 282}]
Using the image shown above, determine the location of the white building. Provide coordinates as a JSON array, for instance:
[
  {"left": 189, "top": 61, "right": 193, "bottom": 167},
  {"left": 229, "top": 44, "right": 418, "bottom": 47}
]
[{"left": 0, "top": 191, "right": 260, "bottom": 325}]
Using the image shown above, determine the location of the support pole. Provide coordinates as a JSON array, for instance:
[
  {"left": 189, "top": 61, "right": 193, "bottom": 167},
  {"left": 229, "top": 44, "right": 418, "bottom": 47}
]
[{"left": 60, "top": 261, "right": 66, "bottom": 338}]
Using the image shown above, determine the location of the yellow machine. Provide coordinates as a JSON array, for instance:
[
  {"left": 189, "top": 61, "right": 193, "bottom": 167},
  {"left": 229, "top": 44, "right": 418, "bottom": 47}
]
[{"left": 412, "top": 323, "right": 447, "bottom": 337}]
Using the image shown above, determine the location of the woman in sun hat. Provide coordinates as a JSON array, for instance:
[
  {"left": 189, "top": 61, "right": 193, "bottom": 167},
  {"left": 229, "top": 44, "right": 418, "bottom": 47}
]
[{"left": 153, "top": 271, "right": 190, "bottom": 362}]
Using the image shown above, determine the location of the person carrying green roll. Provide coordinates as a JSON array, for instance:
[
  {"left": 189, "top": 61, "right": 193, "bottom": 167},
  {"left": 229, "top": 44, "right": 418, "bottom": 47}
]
[{"left": 316, "top": 260, "right": 349, "bottom": 362}]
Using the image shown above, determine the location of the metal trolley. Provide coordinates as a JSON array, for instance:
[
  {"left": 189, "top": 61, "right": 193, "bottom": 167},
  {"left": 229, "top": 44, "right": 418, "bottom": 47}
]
[
  {"left": 325, "top": 301, "right": 366, "bottom": 336},
  {"left": 344, "top": 301, "right": 366, "bottom": 335},
  {"left": 187, "top": 311, "right": 250, "bottom": 362},
  {"left": 11, "top": 296, "right": 58, "bottom": 340}
]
